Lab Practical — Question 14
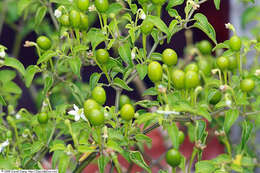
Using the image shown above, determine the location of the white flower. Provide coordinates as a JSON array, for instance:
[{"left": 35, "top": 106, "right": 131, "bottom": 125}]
[
  {"left": 0, "top": 50, "right": 5, "bottom": 58},
  {"left": 211, "top": 69, "right": 219, "bottom": 75},
  {"left": 54, "top": 9, "right": 62, "bottom": 18},
  {"left": 88, "top": 5, "right": 96, "bottom": 12},
  {"left": 15, "top": 114, "right": 21, "bottom": 119},
  {"left": 68, "top": 104, "right": 86, "bottom": 121},
  {"left": 255, "top": 69, "right": 260, "bottom": 76},
  {"left": 22, "top": 133, "right": 28, "bottom": 138},
  {"left": 219, "top": 85, "right": 225, "bottom": 90},
  {"left": 68, "top": 0, "right": 73, "bottom": 2},
  {"left": 131, "top": 50, "right": 136, "bottom": 59},
  {"left": 139, "top": 10, "right": 146, "bottom": 20},
  {"left": 226, "top": 100, "right": 232, "bottom": 107},
  {"left": 0, "top": 140, "right": 9, "bottom": 153}
]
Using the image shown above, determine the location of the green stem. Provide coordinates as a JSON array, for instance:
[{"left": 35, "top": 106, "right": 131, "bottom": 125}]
[
  {"left": 142, "top": 34, "right": 147, "bottom": 59},
  {"left": 166, "top": 66, "right": 171, "bottom": 90},
  {"left": 115, "top": 88, "right": 122, "bottom": 112},
  {"left": 102, "top": 65, "right": 111, "bottom": 83},
  {"left": 47, "top": 2, "right": 59, "bottom": 31},
  {"left": 236, "top": 52, "right": 242, "bottom": 76},
  {"left": 156, "top": 5, "right": 161, "bottom": 17},
  {"left": 75, "top": 28, "right": 81, "bottom": 44},
  {"left": 172, "top": 168, "right": 176, "bottom": 173},
  {"left": 223, "top": 136, "right": 232, "bottom": 156},
  {"left": 188, "top": 148, "right": 197, "bottom": 173},
  {"left": 224, "top": 70, "right": 228, "bottom": 85}
]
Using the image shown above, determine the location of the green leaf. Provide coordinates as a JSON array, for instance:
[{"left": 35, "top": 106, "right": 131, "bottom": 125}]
[
  {"left": 98, "top": 155, "right": 105, "bottom": 173},
  {"left": 0, "top": 96, "right": 6, "bottom": 106},
  {"left": 212, "top": 40, "right": 230, "bottom": 51},
  {"left": 167, "top": 9, "right": 180, "bottom": 18},
  {"left": 0, "top": 70, "right": 16, "bottom": 83},
  {"left": 106, "top": 3, "right": 123, "bottom": 16},
  {"left": 69, "top": 57, "right": 81, "bottom": 77},
  {"left": 195, "top": 120, "right": 206, "bottom": 141},
  {"left": 18, "top": 0, "right": 32, "bottom": 15},
  {"left": 136, "top": 64, "right": 147, "bottom": 80},
  {"left": 135, "top": 100, "right": 159, "bottom": 108},
  {"left": 77, "top": 145, "right": 96, "bottom": 153},
  {"left": 24, "top": 65, "right": 40, "bottom": 87},
  {"left": 192, "top": 13, "right": 217, "bottom": 44},
  {"left": 50, "top": 143, "right": 66, "bottom": 152},
  {"left": 2, "top": 81, "right": 22, "bottom": 94},
  {"left": 118, "top": 42, "right": 132, "bottom": 65},
  {"left": 212, "top": 154, "right": 231, "bottom": 165},
  {"left": 136, "top": 112, "right": 159, "bottom": 125},
  {"left": 129, "top": 151, "right": 151, "bottom": 173},
  {"left": 197, "top": 106, "right": 212, "bottom": 122},
  {"left": 35, "top": 6, "right": 47, "bottom": 27},
  {"left": 87, "top": 28, "right": 106, "bottom": 50},
  {"left": 195, "top": 160, "right": 215, "bottom": 173},
  {"left": 30, "top": 141, "right": 44, "bottom": 154},
  {"left": 0, "top": 157, "right": 17, "bottom": 169},
  {"left": 241, "top": 6, "right": 260, "bottom": 29},
  {"left": 167, "top": 0, "right": 184, "bottom": 9},
  {"left": 58, "top": 154, "right": 70, "bottom": 173},
  {"left": 113, "top": 77, "right": 133, "bottom": 91},
  {"left": 43, "top": 75, "right": 53, "bottom": 96},
  {"left": 146, "top": 15, "right": 170, "bottom": 37},
  {"left": 4, "top": 57, "right": 25, "bottom": 76},
  {"left": 165, "top": 123, "right": 179, "bottom": 149},
  {"left": 89, "top": 72, "right": 101, "bottom": 90},
  {"left": 159, "top": 170, "right": 168, "bottom": 173},
  {"left": 135, "top": 134, "right": 152, "bottom": 145},
  {"left": 240, "top": 121, "right": 253, "bottom": 152},
  {"left": 130, "top": 4, "right": 137, "bottom": 14},
  {"left": 214, "top": 0, "right": 221, "bottom": 10},
  {"left": 37, "top": 50, "right": 57, "bottom": 65},
  {"left": 224, "top": 109, "right": 239, "bottom": 134},
  {"left": 107, "top": 140, "right": 123, "bottom": 154},
  {"left": 142, "top": 87, "right": 158, "bottom": 96}
]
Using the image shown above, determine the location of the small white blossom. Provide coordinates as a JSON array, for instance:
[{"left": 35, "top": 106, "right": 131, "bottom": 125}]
[
  {"left": 0, "top": 140, "right": 9, "bottom": 153},
  {"left": 103, "top": 126, "right": 108, "bottom": 139},
  {"left": 54, "top": 9, "right": 62, "bottom": 18},
  {"left": 88, "top": 5, "right": 96, "bottom": 12},
  {"left": 211, "top": 69, "right": 219, "bottom": 75},
  {"left": 131, "top": 50, "right": 136, "bottom": 59},
  {"left": 255, "top": 69, "right": 260, "bottom": 76},
  {"left": 219, "top": 85, "right": 225, "bottom": 90},
  {"left": 22, "top": 133, "right": 28, "bottom": 138},
  {"left": 15, "top": 114, "right": 21, "bottom": 119},
  {"left": 225, "top": 23, "right": 232, "bottom": 29},
  {"left": 226, "top": 100, "right": 232, "bottom": 107},
  {"left": 0, "top": 49, "right": 5, "bottom": 58},
  {"left": 139, "top": 11, "right": 146, "bottom": 20},
  {"left": 0, "top": 59, "right": 4, "bottom": 64},
  {"left": 68, "top": 104, "right": 86, "bottom": 121}
]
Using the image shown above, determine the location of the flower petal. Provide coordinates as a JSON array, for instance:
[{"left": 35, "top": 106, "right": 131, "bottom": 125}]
[
  {"left": 68, "top": 110, "right": 77, "bottom": 116},
  {"left": 73, "top": 104, "right": 79, "bottom": 111},
  {"left": 75, "top": 114, "right": 80, "bottom": 121}
]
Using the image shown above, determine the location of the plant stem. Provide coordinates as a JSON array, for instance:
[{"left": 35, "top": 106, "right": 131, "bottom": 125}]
[
  {"left": 223, "top": 136, "right": 232, "bottom": 156},
  {"left": 115, "top": 88, "right": 122, "bottom": 112},
  {"left": 188, "top": 148, "right": 197, "bottom": 173},
  {"left": 73, "top": 152, "right": 99, "bottom": 173},
  {"left": 47, "top": 2, "right": 59, "bottom": 31},
  {"left": 142, "top": 34, "right": 147, "bottom": 58},
  {"left": 236, "top": 52, "right": 242, "bottom": 76}
]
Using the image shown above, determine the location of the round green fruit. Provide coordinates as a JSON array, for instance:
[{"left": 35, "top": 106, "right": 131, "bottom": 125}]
[
  {"left": 240, "top": 79, "right": 255, "bottom": 92},
  {"left": 36, "top": 36, "right": 52, "bottom": 50},
  {"left": 141, "top": 19, "right": 154, "bottom": 35},
  {"left": 76, "top": 0, "right": 89, "bottom": 11},
  {"left": 92, "top": 86, "right": 106, "bottom": 105},
  {"left": 87, "top": 109, "right": 104, "bottom": 126},
  {"left": 119, "top": 95, "right": 131, "bottom": 109},
  {"left": 148, "top": 61, "right": 163, "bottom": 83},
  {"left": 165, "top": 148, "right": 182, "bottom": 168},
  {"left": 120, "top": 104, "right": 135, "bottom": 121},
  {"left": 216, "top": 56, "right": 229, "bottom": 71},
  {"left": 38, "top": 112, "right": 49, "bottom": 124},
  {"left": 184, "top": 63, "right": 199, "bottom": 73},
  {"left": 197, "top": 40, "right": 212, "bottom": 55},
  {"left": 94, "top": 0, "right": 109, "bottom": 13},
  {"left": 171, "top": 69, "right": 185, "bottom": 89},
  {"left": 185, "top": 71, "right": 200, "bottom": 89},
  {"left": 162, "top": 48, "right": 178, "bottom": 66},
  {"left": 229, "top": 35, "right": 241, "bottom": 52},
  {"left": 69, "top": 10, "right": 81, "bottom": 28},
  {"left": 96, "top": 49, "right": 109, "bottom": 64},
  {"left": 84, "top": 99, "right": 100, "bottom": 117}
]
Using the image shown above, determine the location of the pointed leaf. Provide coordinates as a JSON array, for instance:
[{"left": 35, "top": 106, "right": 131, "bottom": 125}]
[
  {"left": 113, "top": 77, "right": 133, "bottom": 91},
  {"left": 224, "top": 109, "right": 239, "bottom": 134},
  {"left": 37, "top": 50, "right": 57, "bottom": 65},
  {"left": 129, "top": 151, "right": 151, "bottom": 173},
  {"left": 35, "top": 6, "right": 47, "bottom": 27},
  {"left": 24, "top": 65, "right": 40, "bottom": 87},
  {"left": 4, "top": 57, "right": 25, "bottom": 76},
  {"left": 214, "top": 0, "right": 221, "bottom": 10},
  {"left": 146, "top": 15, "right": 170, "bottom": 37},
  {"left": 0, "top": 70, "right": 16, "bottom": 83}
]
